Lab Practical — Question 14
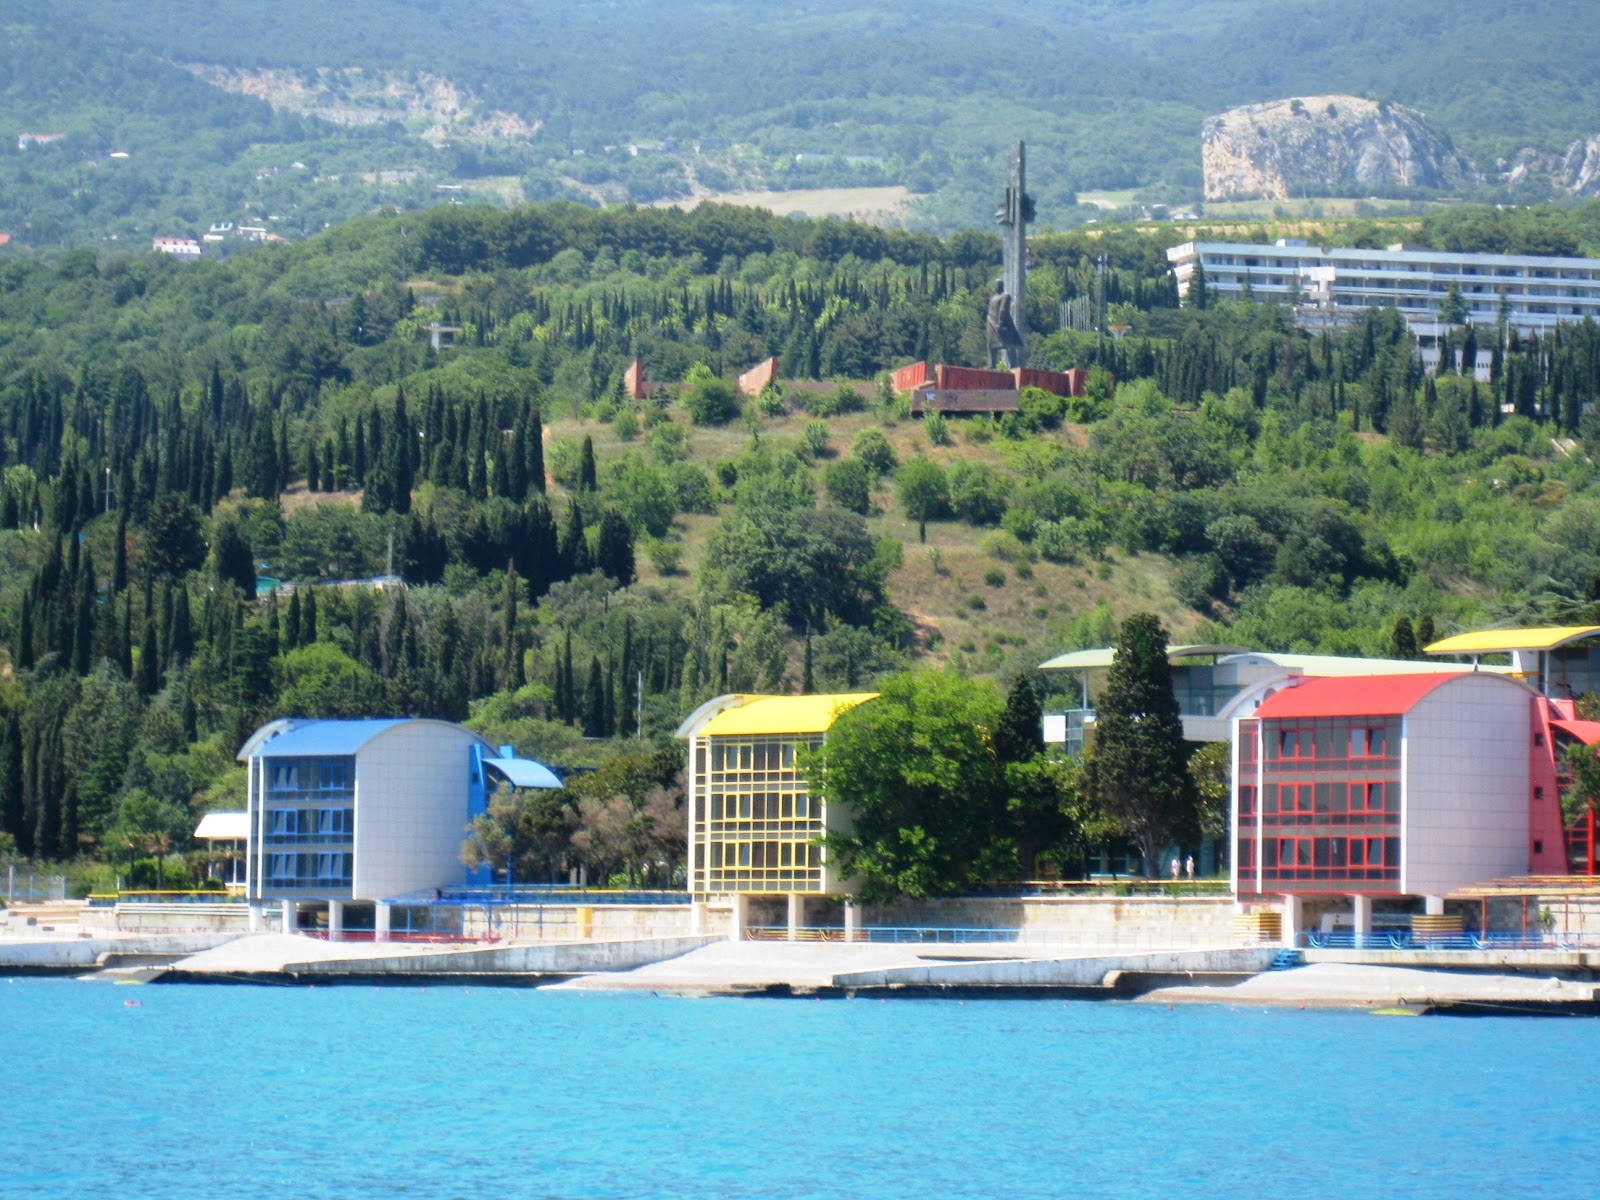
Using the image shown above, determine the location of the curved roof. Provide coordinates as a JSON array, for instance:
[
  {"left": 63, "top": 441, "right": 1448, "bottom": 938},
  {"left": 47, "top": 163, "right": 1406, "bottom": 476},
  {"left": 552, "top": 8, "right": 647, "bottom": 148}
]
[
  {"left": 1425, "top": 626, "right": 1600, "bottom": 656},
  {"left": 696, "top": 693, "right": 878, "bottom": 737},
  {"left": 1252, "top": 672, "right": 1525, "bottom": 719},
  {"left": 483, "top": 756, "right": 562, "bottom": 789},
  {"left": 1039, "top": 644, "right": 1250, "bottom": 671},
  {"left": 237, "top": 718, "right": 488, "bottom": 761}
]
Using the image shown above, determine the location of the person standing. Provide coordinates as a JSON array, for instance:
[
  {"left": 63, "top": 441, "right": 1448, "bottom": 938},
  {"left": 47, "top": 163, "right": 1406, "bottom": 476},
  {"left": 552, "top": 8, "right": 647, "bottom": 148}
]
[
  {"left": 1170, "top": 855, "right": 1180, "bottom": 881},
  {"left": 1185, "top": 854, "right": 1195, "bottom": 881}
]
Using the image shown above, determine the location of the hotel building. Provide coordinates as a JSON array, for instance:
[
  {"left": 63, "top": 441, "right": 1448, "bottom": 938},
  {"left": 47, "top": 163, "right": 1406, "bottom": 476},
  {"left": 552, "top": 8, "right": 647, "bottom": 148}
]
[{"left": 1167, "top": 239, "right": 1600, "bottom": 339}]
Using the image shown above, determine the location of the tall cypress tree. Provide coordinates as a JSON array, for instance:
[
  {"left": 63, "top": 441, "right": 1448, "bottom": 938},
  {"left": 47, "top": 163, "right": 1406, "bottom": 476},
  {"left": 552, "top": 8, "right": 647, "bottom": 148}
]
[{"left": 1083, "top": 613, "right": 1196, "bottom": 878}]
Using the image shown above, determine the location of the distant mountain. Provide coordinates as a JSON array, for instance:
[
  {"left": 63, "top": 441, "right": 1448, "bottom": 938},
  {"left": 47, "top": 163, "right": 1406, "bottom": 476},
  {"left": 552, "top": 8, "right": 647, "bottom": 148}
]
[
  {"left": 6, "top": 0, "right": 1600, "bottom": 244},
  {"left": 1203, "top": 96, "right": 1479, "bottom": 201}
]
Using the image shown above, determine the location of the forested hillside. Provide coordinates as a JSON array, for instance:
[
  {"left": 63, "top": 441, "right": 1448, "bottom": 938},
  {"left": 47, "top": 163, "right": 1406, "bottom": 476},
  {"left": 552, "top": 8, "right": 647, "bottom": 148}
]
[
  {"left": 6, "top": 0, "right": 1600, "bottom": 248},
  {"left": 5, "top": 198, "right": 1600, "bottom": 891}
]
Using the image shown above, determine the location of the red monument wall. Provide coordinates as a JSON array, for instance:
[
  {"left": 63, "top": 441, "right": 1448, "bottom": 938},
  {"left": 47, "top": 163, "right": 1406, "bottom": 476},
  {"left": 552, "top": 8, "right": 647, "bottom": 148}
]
[
  {"left": 737, "top": 357, "right": 779, "bottom": 397},
  {"left": 892, "top": 361, "right": 931, "bottom": 392},
  {"left": 934, "top": 364, "right": 1016, "bottom": 392},
  {"left": 624, "top": 359, "right": 647, "bottom": 400}
]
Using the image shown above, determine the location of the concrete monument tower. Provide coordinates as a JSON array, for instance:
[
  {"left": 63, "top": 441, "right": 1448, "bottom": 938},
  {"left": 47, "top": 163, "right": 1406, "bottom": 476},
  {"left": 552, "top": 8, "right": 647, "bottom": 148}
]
[{"left": 991, "top": 140, "right": 1034, "bottom": 369}]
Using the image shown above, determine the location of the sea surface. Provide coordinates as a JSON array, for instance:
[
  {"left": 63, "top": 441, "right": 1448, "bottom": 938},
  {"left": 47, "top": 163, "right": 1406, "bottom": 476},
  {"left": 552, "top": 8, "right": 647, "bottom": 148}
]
[{"left": 2, "top": 977, "right": 1595, "bottom": 1199}]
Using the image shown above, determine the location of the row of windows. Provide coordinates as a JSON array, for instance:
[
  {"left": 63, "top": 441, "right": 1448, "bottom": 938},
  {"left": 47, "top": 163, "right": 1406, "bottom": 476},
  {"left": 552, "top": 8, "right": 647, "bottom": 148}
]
[
  {"left": 702, "top": 739, "right": 813, "bottom": 773},
  {"left": 264, "top": 757, "right": 355, "bottom": 799},
  {"left": 706, "top": 792, "right": 815, "bottom": 822},
  {"left": 706, "top": 841, "right": 821, "bottom": 870},
  {"left": 1269, "top": 723, "right": 1393, "bottom": 762},
  {"left": 704, "top": 869, "right": 823, "bottom": 891},
  {"left": 264, "top": 807, "right": 354, "bottom": 845},
  {"left": 263, "top": 852, "right": 353, "bottom": 889},
  {"left": 1240, "top": 835, "right": 1401, "bottom": 870},
  {"left": 1244, "top": 781, "right": 1398, "bottom": 817}
]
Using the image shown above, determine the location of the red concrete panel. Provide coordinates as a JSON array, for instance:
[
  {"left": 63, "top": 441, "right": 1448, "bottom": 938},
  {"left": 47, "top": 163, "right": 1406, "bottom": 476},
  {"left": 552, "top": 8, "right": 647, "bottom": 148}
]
[
  {"left": 737, "top": 357, "right": 779, "bottom": 397},
  {"left": 1012, "top": 367, "right": 1074, "bottom": 397},
  {"left": 892, "top": 361, "right": 931, "bottom": 392},
  {"left": 934, "top": 364, "right": 1016, "bottom": 392},
  {"left": 624, "top": 359, "right": 647, "bottom": 400}
]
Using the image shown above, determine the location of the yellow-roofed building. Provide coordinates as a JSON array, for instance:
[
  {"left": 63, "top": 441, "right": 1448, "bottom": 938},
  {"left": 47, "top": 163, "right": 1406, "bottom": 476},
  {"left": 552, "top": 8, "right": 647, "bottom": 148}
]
[
  {"left": 1425, "top": 625, "right": 1600, "bottom": 696},
  {"left": 675, "top": 692, "right": 877, "bottom": 935}
]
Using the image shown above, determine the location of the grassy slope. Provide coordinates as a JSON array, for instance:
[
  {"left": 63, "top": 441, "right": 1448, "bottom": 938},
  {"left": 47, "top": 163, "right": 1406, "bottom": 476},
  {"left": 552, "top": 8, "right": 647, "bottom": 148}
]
[{"left": 546, "top": 399, "right": 1196, "bottom": 680}]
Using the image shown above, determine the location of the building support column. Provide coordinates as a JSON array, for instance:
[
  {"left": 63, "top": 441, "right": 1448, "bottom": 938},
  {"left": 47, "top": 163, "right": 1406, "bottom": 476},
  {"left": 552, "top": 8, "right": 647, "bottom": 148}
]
[
  {"left": 690, "top": 899, "right": 705, "bottom": 936},
  {"left": 728, "top": 894, "right": 748, "bottom": 942},
  {"left": 248, "top": 903, "right": 262, "bottom": 933},
  {"left": 1424, "top": 895, "right": 1445, "bottom": 916},
  {"left": 327, "top": 900, "right": 344, "bottom": 942},
  {"left": 843, "top": 899, "right": 858, "bottom": 944},
  {"left": 375, "top": 903, "right": 392, "bottom": 943},
  {"left": 1279, "top": 894, "right": 1303, "bottom": 948},
  {"left": 786, "top": 894, "right": 803, "bottom": 942},
  {"left": 280, "top": 899, "right": 297, "bottom": 935},
  {"left": 1351, "top": 894, "right": 1372, "bottom": 950}
]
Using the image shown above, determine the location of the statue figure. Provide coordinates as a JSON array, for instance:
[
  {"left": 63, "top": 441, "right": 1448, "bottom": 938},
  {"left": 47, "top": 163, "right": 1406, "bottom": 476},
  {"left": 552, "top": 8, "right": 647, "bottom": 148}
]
[
  {"left": 986, "top": 281, "right": 1023, "bottom": 369},
  {"left": 992, "top": 140, "right": 1032, "bottom": 369}
]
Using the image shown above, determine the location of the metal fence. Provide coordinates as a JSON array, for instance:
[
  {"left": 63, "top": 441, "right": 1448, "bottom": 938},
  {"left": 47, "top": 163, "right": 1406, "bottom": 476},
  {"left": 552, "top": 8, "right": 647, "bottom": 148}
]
[
  {"left": 1301, "top": 929, "right": 1600, "bottom": 952},
  {"left": 746, "top": 925, "right": 1244, "bottom": 949},
  {"left": 4, "top": 869, "right": 65, "bottom": 904}
]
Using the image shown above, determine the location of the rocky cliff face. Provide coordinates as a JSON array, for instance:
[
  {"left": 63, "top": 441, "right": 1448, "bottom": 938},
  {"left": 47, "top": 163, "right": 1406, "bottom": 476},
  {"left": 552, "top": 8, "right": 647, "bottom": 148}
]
[{"left": 1202, "top": 95, "right": 1479, "bottom": 200}]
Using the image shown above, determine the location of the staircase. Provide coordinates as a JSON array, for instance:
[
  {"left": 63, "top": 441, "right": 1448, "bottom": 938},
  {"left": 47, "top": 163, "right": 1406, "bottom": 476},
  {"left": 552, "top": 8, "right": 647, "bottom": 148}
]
[{"left": 1269, "top": 948, "right": 1302, "bottom": 971}]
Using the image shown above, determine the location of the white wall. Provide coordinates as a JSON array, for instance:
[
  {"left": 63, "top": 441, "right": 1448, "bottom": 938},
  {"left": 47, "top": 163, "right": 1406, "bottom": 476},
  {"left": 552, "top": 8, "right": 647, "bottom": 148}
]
[
  {"left": 1404, "top": 675, "right": 1533, "bottom": 896},
  {"left": 353, "top": 722, "right": 482, "bottom": 901}
]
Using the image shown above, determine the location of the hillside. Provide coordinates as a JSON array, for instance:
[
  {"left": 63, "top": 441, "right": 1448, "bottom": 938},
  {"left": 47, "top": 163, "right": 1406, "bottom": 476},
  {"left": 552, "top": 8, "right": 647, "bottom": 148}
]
[
  {"left": 3, "top": 198, "right": 1600, "bottom": 886},
  {"left": 8, "top": 1, "right": 1600, "bottom": 247}
]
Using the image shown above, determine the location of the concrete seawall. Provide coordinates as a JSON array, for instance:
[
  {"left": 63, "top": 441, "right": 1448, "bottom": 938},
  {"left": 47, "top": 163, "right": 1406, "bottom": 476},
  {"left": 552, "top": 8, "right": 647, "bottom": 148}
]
[
  {"left": 832, "top": 947, "right": 1276, "bottom": 990},
  {"left": 0, "top": 934, "right": 238, "bottom": 970},
  {"left": 290, "top": 936, "right": 721, "bottom": 978}
]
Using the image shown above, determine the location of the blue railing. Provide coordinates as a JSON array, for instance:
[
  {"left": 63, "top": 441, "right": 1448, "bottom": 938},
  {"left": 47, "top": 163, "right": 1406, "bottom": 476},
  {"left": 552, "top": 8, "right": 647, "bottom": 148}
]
[
  {"left": 387, "top": 885, "right": 691, "bottom": 907},
  {"left": 1301, "top": 929, "right": 1600, "bottom": 951}
]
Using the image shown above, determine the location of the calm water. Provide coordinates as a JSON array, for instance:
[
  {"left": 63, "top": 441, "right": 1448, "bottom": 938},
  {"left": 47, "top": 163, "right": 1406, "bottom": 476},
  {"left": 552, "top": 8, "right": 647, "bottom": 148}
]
[{"left": 2, "top": 978, "right": 1595, "bottom": 1199}]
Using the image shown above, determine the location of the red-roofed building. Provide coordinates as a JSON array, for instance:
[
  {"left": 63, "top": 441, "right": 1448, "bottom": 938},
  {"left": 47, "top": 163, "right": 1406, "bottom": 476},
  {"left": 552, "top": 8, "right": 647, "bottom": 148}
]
[{"left": 1234, "top": 671, "right": 1576, "bottom": 939}]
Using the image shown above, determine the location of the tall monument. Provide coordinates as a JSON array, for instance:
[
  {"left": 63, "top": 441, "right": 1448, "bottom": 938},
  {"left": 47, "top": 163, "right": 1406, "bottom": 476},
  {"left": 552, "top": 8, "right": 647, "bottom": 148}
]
[{"left": 993, "top": 140, "right": 1034, "bottom": 369}]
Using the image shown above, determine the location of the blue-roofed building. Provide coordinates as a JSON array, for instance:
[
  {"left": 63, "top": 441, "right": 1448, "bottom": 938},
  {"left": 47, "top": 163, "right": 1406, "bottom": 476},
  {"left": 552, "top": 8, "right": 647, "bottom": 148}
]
[{"left": 237, "top": 718, "right": 560, "bottom": 938}]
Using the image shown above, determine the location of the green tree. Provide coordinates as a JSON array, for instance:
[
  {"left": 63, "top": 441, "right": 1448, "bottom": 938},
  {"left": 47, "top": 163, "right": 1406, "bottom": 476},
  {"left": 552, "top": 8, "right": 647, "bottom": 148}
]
[
  {"left": 896, "top": 456, "right": 949, "bottom": 543},
  {"left": 811, "top": 671, "right": 1013, "bottom": 901},
  {"left": 1082, "top": 613, "right": 1197, "bottom": 877},
  {"left": 143, "top": 493, "right": 206, "bottom": 579},
  {"left": 212, "top": 518, "right": 257, "bottom": 596}
]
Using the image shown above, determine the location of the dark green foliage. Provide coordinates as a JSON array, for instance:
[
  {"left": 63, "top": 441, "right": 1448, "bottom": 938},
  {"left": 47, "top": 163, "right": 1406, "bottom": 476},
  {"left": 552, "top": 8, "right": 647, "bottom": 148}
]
[
  {"left": 212, "top": 520, "right": 256, "bottom": 595},
  {"left": 1083, "top": 614, "right": 1197, "bottom": 877},
  {"left": 813, "top": 671, "right": 1012, "bottom": 902}
]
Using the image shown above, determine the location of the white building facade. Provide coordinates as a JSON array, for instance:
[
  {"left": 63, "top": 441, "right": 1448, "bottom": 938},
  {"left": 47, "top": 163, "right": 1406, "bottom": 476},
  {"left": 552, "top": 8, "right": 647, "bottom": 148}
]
[{"left": 1167, "top": 239, "right": 1600, "bottom": 339}]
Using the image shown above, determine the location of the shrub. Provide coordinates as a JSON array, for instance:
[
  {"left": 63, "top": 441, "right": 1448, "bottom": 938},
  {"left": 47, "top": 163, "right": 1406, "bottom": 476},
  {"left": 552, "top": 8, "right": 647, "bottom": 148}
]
[
  {"left": 1018, "top": 386, "right": 1065, "bottom": 432},
  {"left": 756, "top": 382, "right": 788, "bottom": 416},
  {"left": 802, "top": 383, "right": 866, "bottom": 417},
  {"left": 924, "top": 410, "right": 952, "bottom": 446},
  {"left": 614, "top": 406, "right": 639, "bottom": 441},
  {"left": 967, "top": 593, "right": 987, "bottom": 611},
  {"left": 681, "top": 363, "right": 739, "bottom": 425},
  {"left": 649, "top": 421, "right": 688, "bottom": 464},
  {"left": 979, "top": 529, "right": 1027, "bottom": 562},
  {"left": 853, "top": 428, "right": 897, "bottom": 477},
  {"left": 984, "top": 567, "right": 1006, "bottom": 588},
  {"left": 800, "top": 420, "right": 832, "bottom": 459},
  {"left": 646, "top": 538, "right": 683, "bottom": 575},
  {"left": 947, "top": 462, "right": 1010, "bottom": 526}
]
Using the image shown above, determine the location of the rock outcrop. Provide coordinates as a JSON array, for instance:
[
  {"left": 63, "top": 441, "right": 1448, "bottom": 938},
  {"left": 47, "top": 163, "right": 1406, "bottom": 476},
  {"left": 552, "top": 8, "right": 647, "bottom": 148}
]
[
  {"left": 1202, "top": 95, "right": 1478, "bottom": 201},
  {"left": 1556, "top": 136, "right": 1600, "bottom": 196}
]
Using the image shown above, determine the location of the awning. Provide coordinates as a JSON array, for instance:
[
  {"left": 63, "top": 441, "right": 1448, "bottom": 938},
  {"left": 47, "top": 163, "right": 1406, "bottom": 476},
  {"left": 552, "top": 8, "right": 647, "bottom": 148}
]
[
  {"left": 194, "top": 812, "right": 249, "bottom": 840},
  {"left": 483, "top": 757, "right": 562, "bottom": 789}
]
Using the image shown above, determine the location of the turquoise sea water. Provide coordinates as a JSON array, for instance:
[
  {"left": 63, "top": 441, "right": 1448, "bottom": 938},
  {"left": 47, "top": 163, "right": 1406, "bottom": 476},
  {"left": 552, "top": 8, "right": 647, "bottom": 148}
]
[{"left": 2, "top": 979, "right": 1596, "bottom": 1199}]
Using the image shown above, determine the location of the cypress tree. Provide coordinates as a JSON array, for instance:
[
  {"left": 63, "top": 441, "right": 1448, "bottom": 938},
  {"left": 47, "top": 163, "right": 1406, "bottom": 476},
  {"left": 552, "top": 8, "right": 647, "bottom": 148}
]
[
  {"left": 995, "top": 675, "right": 1044, "bottom": 764},
  {"left": 1083, "top": 613, "right": 1197, "bottom": 878},
  {"left": 582, "top": 656, "right": 606, "bottom": 737}
]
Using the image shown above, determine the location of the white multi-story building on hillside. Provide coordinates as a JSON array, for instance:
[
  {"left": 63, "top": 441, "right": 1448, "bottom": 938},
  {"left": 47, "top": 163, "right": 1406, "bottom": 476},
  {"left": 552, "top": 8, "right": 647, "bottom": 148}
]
[{"left": 1167, "top": 239, "right": 1600, "bottom": 339}]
